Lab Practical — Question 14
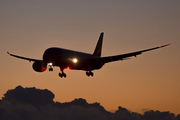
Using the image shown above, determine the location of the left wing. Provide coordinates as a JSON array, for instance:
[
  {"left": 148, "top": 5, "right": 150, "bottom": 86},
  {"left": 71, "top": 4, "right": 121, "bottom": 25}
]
[
  {"left": 7, "top": 52, "right": 42, "bottom": 62},
  {"left": 100, "top": 44, "right": 170, "bottom": 63}
]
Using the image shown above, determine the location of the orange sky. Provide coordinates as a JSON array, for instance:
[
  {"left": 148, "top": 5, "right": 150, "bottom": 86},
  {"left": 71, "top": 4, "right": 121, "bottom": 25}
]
[{"left": 0, "top": 0, "right": 180, "bottom": 114}]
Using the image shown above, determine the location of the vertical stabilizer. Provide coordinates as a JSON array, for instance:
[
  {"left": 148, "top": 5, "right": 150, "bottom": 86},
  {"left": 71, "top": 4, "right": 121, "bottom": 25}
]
[{"left": 93, "top": 32, "right": 104, "bottom": 57}]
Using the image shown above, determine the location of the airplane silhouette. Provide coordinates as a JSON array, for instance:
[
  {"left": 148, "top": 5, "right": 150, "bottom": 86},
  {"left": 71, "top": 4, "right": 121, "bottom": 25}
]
[{"left": 7, "top": 32, "right": 170, "bottom": 78}]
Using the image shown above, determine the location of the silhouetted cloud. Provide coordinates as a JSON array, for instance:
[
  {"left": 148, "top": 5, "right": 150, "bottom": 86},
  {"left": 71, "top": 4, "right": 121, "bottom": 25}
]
[
  {"left": 176, "top": 114, "right": 180, "bottom": 120},
  {"left": 141, "top": 110, "right": 177, "bottom": 120},
  {"left": 2, "top": 85, "right": 54, "bottom": 108},
  {"left": 112, "top": 106, "right": 142, "bottom": 120},
  {"left": 0, "top": 85, "right": 179, "bottom": 120}
]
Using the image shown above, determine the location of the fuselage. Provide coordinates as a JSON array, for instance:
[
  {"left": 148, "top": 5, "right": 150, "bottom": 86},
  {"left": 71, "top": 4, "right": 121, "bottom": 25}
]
[{"left": 43, "top": 47, "right": 104, "bottom": 71}]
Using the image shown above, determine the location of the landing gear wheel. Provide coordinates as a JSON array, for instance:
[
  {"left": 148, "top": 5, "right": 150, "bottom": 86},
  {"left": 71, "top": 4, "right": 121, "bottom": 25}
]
[
  {"left": 86, "top": 71, "right": 94, "bottom": 77},
  {"left": 63, "top": 73, "right": 66, "bottom": 78},
  {"left": 59, "top": 73, "right": 63, "bottom": 78},
  {"left": 59, "top": 73, "right": 67, "bottom": 78},
  {"left": 49, "top": 68, "right": 53, "bottom": 71},
  {"left": 90, "top": 72, "right": 94, "bottom": 76},
  {"left": 86, "top": 72, "right": 90, "bottom": 77}
]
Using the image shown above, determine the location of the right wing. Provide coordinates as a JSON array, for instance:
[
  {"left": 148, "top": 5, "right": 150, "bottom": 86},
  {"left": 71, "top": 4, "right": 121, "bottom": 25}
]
[
  {"left": 7, "top": 52, "right": 42, "bottom": 62},
  {"left": 100, "top": 44, "right": 170, "bottom": 63}
]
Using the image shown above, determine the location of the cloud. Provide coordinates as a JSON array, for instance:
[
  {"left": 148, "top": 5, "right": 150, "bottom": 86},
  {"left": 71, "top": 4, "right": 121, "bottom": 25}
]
[
  {"left": 2, "top": 85, "right": 54, "bottom": 108},
  {"left": 0, "top": 85, "right": 180, "bottom": 120},
  {"left": 112, "top": 106, "right": 142, "bottom": 120},
  {"left": 141, "top": 110, "right": 176, "bottom": 120}
]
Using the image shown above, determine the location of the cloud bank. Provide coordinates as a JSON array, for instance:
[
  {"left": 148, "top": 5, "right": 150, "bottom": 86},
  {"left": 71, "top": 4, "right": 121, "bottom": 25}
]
[{"left": 0, "top": 86, "right": 179, "bottom": 120}]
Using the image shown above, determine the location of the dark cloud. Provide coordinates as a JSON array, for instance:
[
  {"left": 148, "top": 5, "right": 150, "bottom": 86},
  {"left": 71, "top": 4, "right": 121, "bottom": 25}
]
[
  {"left": 176, "top": 114, "right": 180, "bottom": 120},
  {"left": 0, "top": 86, "right": 179, "bottom": 120},
  {"left": 112, "top": 106, "right": 142, "bottom": 120},
  {"left": 141, "top": 110, "right": 176, "bottom": 120},
  {"left": 2, "top": 85, "right": 54, "bottom": 108}
]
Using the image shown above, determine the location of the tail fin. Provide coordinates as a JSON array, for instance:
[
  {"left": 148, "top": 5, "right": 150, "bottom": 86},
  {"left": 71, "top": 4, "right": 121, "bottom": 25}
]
[{"left": 93, "top": 32, "right": 104, "bottom": 57}]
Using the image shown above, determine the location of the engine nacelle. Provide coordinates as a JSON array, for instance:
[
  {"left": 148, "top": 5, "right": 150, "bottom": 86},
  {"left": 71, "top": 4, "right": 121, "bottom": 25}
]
[{"left": 32, "top": 61, "right": 47, "bottom": 72}]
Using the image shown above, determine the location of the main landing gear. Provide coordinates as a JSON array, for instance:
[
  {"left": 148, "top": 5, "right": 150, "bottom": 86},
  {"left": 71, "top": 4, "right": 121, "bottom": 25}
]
[
  {"left": 48, "top": 64, "right": 66, "bottom": 78},
  {"left": 86, "top": 71, "right": 94, "bottom": 77},
  {"left": 58, "top": 68, "right": 66, "bottom": 78},
  {"left": 59, "top": 72, "right": 66, "bottom": 78},
  {"left": 48, "top": 63, "right": 53, "bottom": 71}
]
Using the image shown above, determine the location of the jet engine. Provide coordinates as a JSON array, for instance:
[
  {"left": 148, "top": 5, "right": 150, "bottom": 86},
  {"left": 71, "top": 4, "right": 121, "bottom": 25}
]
[{"left": 32, "top": 61, "right": 47, "bottom": 72}]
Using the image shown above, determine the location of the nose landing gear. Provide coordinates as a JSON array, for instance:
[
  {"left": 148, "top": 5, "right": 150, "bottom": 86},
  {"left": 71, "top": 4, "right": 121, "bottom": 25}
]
[
  {"left": 48, "top": 63, "right": 53, "bottom": 71},
  {"left": 49, "top": 67, "right": 53, "bottom": 71}
]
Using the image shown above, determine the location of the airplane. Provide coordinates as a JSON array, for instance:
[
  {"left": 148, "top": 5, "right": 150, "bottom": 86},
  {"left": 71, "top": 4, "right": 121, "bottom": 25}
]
[{"left": 7, "top": 32, "right": 170, "bottom": 78}]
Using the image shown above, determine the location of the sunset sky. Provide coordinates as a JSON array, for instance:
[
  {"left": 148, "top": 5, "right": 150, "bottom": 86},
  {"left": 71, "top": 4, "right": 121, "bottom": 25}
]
[{"left": 0, "top": 0, "right": 180, "bottom": 114}]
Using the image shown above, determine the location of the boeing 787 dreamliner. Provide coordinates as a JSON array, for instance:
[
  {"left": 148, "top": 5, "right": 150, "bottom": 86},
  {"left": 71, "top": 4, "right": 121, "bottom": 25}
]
[{"left": 8, "top": 33, "right": 170, "bottom": 78}]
